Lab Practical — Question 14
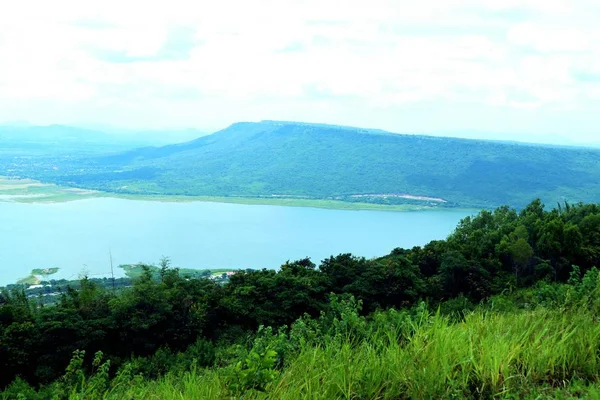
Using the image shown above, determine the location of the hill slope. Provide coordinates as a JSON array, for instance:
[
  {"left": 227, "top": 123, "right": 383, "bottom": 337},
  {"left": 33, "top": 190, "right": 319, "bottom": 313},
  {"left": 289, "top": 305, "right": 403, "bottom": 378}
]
[{"left": 19, "top": 121, "right": 600, "bottom": 208}]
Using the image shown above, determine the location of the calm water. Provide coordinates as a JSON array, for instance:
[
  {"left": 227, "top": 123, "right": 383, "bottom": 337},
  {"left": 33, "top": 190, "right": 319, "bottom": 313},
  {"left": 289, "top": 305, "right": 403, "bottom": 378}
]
[{"left": 0, "top": 199, "right": 473, "bottom": 285}]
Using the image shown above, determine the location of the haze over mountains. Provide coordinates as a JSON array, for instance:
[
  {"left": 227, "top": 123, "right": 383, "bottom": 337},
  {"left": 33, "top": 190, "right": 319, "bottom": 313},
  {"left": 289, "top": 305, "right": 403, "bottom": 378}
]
[
  {"left": 5, "top": 120, "right": 600, "bottom": 210},
  {"left": 0, "top": 124, "right": 207, "bottom": 153},
  {"left": 426, "top": 130, "right": 600, "bottom": 149}
]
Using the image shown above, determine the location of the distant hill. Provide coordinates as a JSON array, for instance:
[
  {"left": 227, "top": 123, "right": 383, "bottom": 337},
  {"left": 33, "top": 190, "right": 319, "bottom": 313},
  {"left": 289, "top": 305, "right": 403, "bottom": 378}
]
[
  {"left": 0, "top": 125, "right": 207, "bottom": 154},
  {"left": 13, "top": 121, "right": 600, "bottom": 209},
  {"left": 0, "top": 125, "right": 114, "bottom": 149},
  {"left": 69, "top": 124, "right": 210, "bottom": 145}
]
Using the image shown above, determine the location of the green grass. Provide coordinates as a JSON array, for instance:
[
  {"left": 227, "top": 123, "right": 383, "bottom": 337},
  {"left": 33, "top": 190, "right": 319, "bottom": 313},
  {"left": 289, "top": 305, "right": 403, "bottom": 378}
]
[
  {"left": 261, "top": 312, "right": 600, "bottom": 399},
  {"left": 24, "top": 306, "right": 600, "bottom": 399}
]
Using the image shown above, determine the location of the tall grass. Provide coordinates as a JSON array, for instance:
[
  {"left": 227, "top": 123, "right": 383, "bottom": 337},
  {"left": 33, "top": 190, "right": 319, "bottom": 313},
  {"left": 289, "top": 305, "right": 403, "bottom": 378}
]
[
  {"left": 265, "top": 309, "right": 600, "bottom": 399},
  {"left": 20, "top": 305, "right": 599, "bottom": 400}
]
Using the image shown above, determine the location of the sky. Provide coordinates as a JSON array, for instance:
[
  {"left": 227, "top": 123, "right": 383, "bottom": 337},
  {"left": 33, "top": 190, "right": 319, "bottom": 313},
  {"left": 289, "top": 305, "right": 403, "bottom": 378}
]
[{"left": 0, "top": 0, "right": 599, "bottom": 145}]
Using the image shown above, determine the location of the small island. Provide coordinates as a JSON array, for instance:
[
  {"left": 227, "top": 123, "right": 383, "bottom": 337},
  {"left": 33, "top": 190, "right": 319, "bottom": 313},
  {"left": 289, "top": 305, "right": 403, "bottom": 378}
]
[{"left": 17, "top": 267, "right": 60, "bottom": 285}]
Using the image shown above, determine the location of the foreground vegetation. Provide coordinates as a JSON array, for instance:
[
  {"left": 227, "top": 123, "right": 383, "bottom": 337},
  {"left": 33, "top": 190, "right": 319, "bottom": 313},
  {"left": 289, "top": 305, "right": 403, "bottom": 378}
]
[{"left": 2, "top": 199, "right": 600, "bottom": 399}]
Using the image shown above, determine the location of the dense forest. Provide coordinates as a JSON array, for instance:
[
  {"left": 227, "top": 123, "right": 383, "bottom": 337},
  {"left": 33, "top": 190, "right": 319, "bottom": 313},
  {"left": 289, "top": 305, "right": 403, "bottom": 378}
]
[
  {"left": 2, "top": 199, "right": 600, "bottom": 398},
  {"left": 4, "top": 121, "right": 600, "bottom": 209}
]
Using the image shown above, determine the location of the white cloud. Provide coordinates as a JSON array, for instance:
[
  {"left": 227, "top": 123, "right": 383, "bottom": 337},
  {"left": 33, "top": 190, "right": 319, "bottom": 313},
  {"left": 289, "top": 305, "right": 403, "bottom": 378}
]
[{"left": 0, "top": 0, "right": 599, "bottom": 143}]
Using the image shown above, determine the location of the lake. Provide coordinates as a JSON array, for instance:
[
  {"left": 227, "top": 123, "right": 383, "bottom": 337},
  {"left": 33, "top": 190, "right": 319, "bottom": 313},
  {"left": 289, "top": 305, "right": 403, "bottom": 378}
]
[{"left": 0, "top": 198, "right": 474, "bottom": 285}]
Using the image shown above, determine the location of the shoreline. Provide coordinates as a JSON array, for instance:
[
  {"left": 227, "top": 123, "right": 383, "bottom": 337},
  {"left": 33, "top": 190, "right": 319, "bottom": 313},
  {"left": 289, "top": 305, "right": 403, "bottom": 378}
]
[
  {"left": 0, "top": 177, "right": 477, "bottom": 213},
  {"left": 16, "top": 268, "right": 60, "bottom": 285},
  {"left": 4, "top": 266, "right": 238, "bottom": 291}
]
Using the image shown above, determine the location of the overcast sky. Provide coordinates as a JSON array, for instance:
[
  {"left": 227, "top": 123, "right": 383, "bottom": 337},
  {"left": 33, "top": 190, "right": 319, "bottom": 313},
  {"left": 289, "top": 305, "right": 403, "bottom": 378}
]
[{"left": 1, "top": 0, "right": 599, "bottom": 144}]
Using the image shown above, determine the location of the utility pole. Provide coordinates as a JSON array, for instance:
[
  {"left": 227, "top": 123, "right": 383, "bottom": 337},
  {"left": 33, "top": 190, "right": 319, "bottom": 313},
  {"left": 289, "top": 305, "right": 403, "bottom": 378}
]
[{"left": 109, "top": 249, "right": 116, "bottom": 294}]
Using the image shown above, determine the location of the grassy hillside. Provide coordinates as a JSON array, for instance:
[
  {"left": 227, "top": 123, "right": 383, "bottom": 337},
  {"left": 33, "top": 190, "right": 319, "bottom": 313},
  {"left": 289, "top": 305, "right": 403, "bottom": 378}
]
[
  {"left": 7, "top": 302, "right": 600, "bottom": 399},
  {"left": 20, "top": 121, "right": 600, "bottom": 209}
]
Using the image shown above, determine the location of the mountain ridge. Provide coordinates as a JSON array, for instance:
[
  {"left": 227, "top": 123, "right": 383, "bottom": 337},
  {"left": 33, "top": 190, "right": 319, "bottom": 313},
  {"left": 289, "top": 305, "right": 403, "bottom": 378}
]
[{"left": 18, "top": 120, "right": 599, "bottom": 210}]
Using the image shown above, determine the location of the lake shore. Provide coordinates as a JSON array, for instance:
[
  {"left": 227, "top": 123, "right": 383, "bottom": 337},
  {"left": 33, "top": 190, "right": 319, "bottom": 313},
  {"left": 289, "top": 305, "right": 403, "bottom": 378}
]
[
  {"left": 0, "top": 195, "right": 474, "bottom": 286},
  {"left": 0, "top": 177, "right": 471, "bottom": 212},
  {"left": 17, "top": 267, "right": 60, "bottom": 285}
]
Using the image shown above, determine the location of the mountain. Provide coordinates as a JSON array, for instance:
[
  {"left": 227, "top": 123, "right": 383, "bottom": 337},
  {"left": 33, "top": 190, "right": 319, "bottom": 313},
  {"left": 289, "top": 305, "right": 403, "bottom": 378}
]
[
  {"left": 15, "top": 121, "right": 600, "bottom": 209},
  {"left": 0, "top": 125, "right": 112, "bottom": 144}
]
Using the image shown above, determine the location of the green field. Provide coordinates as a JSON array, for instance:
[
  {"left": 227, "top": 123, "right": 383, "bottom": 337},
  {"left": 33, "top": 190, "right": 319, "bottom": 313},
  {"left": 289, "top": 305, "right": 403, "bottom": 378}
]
[
  {"left": 0, "top": 177, "right": 99, "bottom": 203},
  {"left": 0, "top": 176, "right": 441, "bottom": 212}
]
